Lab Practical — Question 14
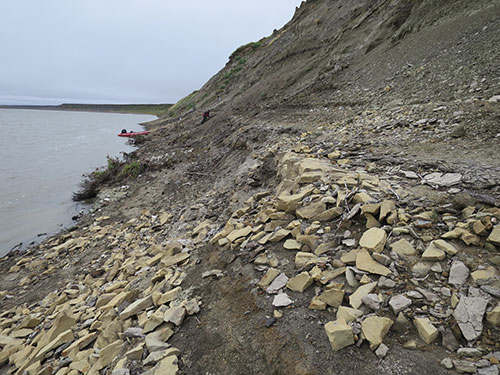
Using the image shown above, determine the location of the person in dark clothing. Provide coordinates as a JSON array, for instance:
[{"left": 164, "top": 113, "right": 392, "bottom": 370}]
[{"left": 201, "top": 110, "right": 211, "bottom": 124}]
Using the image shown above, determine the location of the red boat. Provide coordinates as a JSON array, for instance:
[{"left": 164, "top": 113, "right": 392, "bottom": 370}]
[{"left": 118, "top": 130, "right": 150, "bottom": 137}]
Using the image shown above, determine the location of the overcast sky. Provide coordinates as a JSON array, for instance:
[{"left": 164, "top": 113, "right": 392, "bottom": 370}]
[{"left": 0, "top": 1, "right": 303, "bottom": 105}]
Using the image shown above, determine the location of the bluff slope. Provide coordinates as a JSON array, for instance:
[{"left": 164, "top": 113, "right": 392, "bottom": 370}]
[{"left": 1, "top": 1, "right": 500, "bottom": 375}]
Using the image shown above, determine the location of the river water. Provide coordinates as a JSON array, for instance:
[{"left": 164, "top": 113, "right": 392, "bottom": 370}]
[{"left": 0, "top": 109, "right": 156, "bottom": 257}]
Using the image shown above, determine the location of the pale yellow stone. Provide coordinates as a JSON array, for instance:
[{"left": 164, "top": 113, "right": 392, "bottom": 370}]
[
  {"left": 349, "top": 282, "right": 377, "bottom": 309},
  {"left": 336, "top": 306, "right": 363, "bottom": 323},
  {"left": 257, "top": 232, "right": 273, "bottom": 245},
  {"left": 10, "top": 328, "right": 33, "bottom": 338},
  {"left": 327, "top": 151, "right": 341, "bottom": 160},
  {"left": 295, "top": 252, "right": 325, "bottom": 268},
  {"left": 461, "top": 231, "right": 480, "bottom": 246},
  {"left": 309, "top": 266, "right": 322, "bottom": 281},
  {"left": 486, "top": 303, "right": 500, "bottom": 326},
  {"left": 364, "top": 213, "right": 380, "bottom": 229},
  {"left": 414, "top": 317, "right": 439, "bottom": 344},
  {"left": 120, "top": 296, "right": 153, "bottom": 320},
  {"left": 472, "top": 220, "right": 487, "bottom": 235},
  {"left": 325, "top": 319, "right": 354, "bottom": 351},
  {"left": 421, "top": 241, "right": 446, "bottom": 261},
  {"left": 356, "top": 249, "right": 391, "bottom": 276},
  {"left": 154, "top": 355, "right": 178, "bottom": 374},
  {"left": 319, "top": 267, "right": 346, "bottom": 284},
  {"left": 353, "top": 192, "right": 372, "bottom": 204},
  {"left": 36, "top": 329, "right": 75, "bottom": 363},
  {"left": 283, "top": 239, "right": 302, "bottom": 250},
  {"left": 96, "top": 293, "right": 118, "bottom": 309},
  {"left": 276, "top": 186, "right": 315, "bottom": 212},
  {"left": 314, "top": 207, "right": 344, "bottom": 221},
  {"left": 359, "top": 274, "right": 373, "bottom": 284},
  {"left": 432, "top": 239, "right": 457, "bottom": 255},
  {"left": 389, "top": 239, "right": 417, "bottom": 257},
  {"left": 318, "top": 288, "right": 345, "bottom": 307},
  {"left": 69, "top": 359, "right": 91, "bottom": 373},
  {"left": 293, "top": 230, "right": 314, "bottom": 244},
  {"left": 257, "top": 268, "right": 281, "bottom": 288},
  {"left": 146, "top": 253, "right": 163, "bottom": 267},
  {"left": 92, "top": 339, "right": 124, "bottom": 371},
  {"left": 340, "top": 249, "right": 359, "bottom": 265},
  {"left": 154, "top": 287, "right": 182, "bottom": 306},
  {"left": 487, "top": 225, "right": 500, "bottom": 245},
  {"left": 296, "top": 201, "right": 326, "bottom": 220},
  {"left": 25, "top": 360, "right": 42, "bottom": 375},
  {"left": 100, "top": 291, "right": 134, "bottom": 312},
  {"left": 161, "top": 252, "right": 190, "bottom": 268},
  {"left": 379, "top": 200, "right": 396, "bottom": 221},
  {"left": 314, "top": 242, "right": 334, "bottom": 256},
  {"left": 104, "top": 281, "right": 128, "bottom": 293},
  {"left": 359, "top": 228, "right": 387, "bottom": 252},
  {"left": 471, "top": 268, "right": 496, "bottom": 283},
  {"left": 361, "top": 203, "right": 381, "bottom": 215},
  {"left": 62, "top": 332, "right": 98, "bottom": 358},
  {"left": 125, "top": 344, "right": 144, "bottom": 361},
  {"left": 269, "top": 229, "right": 291, "bottom": 243},
  {"left": 309, "top": 296, "right": 327, "bottom": 310},
  {"left": 218, "top": 238, "right": 229, "bottom": 246},
  {"left": 361, "top": 316, "right": 393, "bottom": 350},
  {"left": 287, "top": 272, "right": 313, "bottom": 293}
]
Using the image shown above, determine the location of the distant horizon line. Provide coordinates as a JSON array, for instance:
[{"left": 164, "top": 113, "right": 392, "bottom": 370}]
[
  {"left": 0, "top": 102, "right": 173, "bottom": 107},
  {"left": 0, "top": 94, "right": 179, "bottom": 107}
]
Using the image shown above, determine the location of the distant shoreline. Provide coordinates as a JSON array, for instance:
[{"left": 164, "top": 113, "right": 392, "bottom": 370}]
[{"left": 0, "top": 103, "right": 172, "bottom": 116}]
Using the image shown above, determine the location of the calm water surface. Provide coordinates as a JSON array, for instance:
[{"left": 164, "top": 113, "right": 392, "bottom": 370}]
[{"left": 0, "top": 109, "right": 156, "bottom": 257}]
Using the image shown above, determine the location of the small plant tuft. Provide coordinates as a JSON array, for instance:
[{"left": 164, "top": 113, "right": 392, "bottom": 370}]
[{"left": 73, "top": 155, "right": 143, "bottom": 201}]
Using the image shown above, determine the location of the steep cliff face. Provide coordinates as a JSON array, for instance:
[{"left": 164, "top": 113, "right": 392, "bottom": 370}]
[{"left": 169, "top": 0, "right": 500, "bottom": 116}]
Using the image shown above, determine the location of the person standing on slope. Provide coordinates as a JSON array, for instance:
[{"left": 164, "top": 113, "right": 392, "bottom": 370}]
[{"left": 201, "top": 110, "right": 211, "bottom": 124}]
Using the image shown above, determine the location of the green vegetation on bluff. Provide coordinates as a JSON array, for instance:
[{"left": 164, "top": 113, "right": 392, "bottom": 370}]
[{"left": 73, "top": 155, "right": 146, "bottom": 201}]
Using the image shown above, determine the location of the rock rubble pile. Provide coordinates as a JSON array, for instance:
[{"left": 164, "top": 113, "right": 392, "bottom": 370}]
[
  {"left": 0, "top": 212, "right": 200, "bottom": 375},
  {"left": 210, "top": 150, "right": 500, "bottom": 373},
  {"left": 0, "top": 146, "right": 499, "bottom": 374}
]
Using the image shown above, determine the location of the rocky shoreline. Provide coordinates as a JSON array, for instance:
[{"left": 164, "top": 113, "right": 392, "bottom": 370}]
[
  {"left": 1, "top": 126, "right": 499, "bottom": 374},
  {"left": 1, "top": 0, "right": 500, "bottom": 371}
]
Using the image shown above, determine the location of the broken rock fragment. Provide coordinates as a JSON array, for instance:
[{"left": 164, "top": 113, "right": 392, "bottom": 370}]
[
  {"left": 273, "top": 292, "right": 293, "bottom": 307},
  {"left": 421, "top": 241, "right": 447, "bottom": 261},
  {"left": 361, "top": 316, "right": 393, "bottom": 350},
  {"left": 414, "top": 317, "right": 439, "bottom": 344},
  {"left": 355, "top": 249, "right": 391, "bottom": 276},
  {"left": 487, "top": 225, "right": 500, "bottom": 245},
  {"left": 486, "top": 302, "right": 500, "bottom": 326},
  {"left": 286, "top": 272, "right": 313, "bottom": 293},
  {"left": 324, "top": 319, "right": 355, "bottom": 351},
  {"left": 266, "top": 273, "right": 289, "bottom": 294},
  {"left": 336, "top": 306, "right": 363, "bottom": 323},
  {"left": 424, "top": 172, "right": 462, "bottom": 187},
  {"left": 257, "top": 268, "right": 280, "bottom": 288},
  {"left": 349, "top": 282, "right": 377, "bottom": 309},
  {"left": 389, "top": 295, "right": 412, "bottom": 314},
  {"left": 164, "top": 306, "right": 186, "bottom": 326},
  {"left": 448, "top": 261, "right": 470, "bottom": 286},
  {"left": 389, "top": 238, "right": 417, "bottom": 257},
  {"left": 453, "top": 292, "right": 489, "bottom": 341},
  {"left": 318, "top": 288, "right": 345, "bottom": 307},
  {"left": 359, "top": 227, "right": 387, "bottom": 253}
]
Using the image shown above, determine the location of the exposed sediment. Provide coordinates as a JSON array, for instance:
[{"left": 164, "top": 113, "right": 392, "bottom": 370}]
[{"left": 2, "top": 0, "right": 500, "bottom": 373}]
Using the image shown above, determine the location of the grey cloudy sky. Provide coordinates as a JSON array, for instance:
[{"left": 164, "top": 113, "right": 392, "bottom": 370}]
[{"left": 0, "top": 1, "right": 302, "bottom": 105}]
